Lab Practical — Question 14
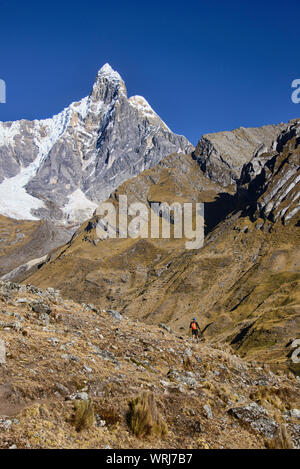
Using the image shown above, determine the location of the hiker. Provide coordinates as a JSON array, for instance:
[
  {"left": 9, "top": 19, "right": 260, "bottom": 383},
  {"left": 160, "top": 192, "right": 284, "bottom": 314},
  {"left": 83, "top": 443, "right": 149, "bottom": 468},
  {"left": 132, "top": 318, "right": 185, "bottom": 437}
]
[{"left": 190, "top": 317, "right": 201, "bottom": 340}]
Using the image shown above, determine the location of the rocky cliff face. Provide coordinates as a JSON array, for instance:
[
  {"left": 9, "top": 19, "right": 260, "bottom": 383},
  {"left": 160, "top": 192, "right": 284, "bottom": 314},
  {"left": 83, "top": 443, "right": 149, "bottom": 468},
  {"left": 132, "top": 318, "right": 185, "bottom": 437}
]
[
  {"left": 0, "top": 64, "right": 192, "bottom": 224},
  {"left": 237, "top": 119, "right": 300, "bottom": 225},
  {"left": 193, "top": 122, "right": 288, "bottom": 187}
]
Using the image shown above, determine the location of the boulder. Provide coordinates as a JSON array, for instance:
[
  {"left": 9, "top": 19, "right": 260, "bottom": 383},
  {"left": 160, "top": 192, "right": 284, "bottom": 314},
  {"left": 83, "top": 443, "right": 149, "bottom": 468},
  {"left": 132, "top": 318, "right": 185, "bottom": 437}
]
[
  {"left": 107, "top": 310, "right": 123, "bottom": 321},
  {"left": 31, "top": 301, "right": 51, "bottom": 315},
  {"left": 228, "top": 402, "right": 279, "bottom": 438}
]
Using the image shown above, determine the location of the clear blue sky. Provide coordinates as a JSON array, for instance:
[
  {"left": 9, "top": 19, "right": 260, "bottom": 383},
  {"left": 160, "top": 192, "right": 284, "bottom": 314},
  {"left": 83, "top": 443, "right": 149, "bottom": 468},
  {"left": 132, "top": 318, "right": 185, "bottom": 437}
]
[{"left": 0, "top": 0, "right": 299, "bottom": 144}]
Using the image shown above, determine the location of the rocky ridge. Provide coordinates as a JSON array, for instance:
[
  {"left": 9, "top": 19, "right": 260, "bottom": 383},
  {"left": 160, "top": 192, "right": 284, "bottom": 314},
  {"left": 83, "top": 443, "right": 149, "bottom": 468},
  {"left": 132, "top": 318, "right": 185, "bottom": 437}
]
[{"left": 193, "top": 121, "right": 291, "bottom": 187}]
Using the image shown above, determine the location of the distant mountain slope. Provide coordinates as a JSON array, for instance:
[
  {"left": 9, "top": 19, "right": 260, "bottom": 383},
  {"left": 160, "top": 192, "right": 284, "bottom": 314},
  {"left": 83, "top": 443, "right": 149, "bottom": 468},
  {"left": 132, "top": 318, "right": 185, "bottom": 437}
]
[
  {"left": 23, "top": 120, "right": 300, "bottom": 372},
  {"left": 0, "top": 64, "right": 192, "bottom": 224},
  {"left": 0, "top": 215, "right": 72, "bottom": 279},
  {"left": 22, "top": 150, "right": 224, "bottom": 297}
]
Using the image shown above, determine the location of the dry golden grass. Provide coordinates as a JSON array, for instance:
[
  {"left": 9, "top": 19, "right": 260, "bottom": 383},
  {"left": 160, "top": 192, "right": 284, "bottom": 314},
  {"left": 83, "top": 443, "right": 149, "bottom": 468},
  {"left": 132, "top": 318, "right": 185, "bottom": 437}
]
[
  {"left": 72, "top": 399, "right": 95, "bottom": 432},
  {"left": 128, "top": 392, "right": 168, "bottom": 438},
  {"left": 0, "top": 283, "right": 298, "bottom": 449},
  {"left": 249, "top": 386, "right": 296, "bottom": 412},
  {"left": 97, "top": 406, "right": 120, "bottom": 427}
]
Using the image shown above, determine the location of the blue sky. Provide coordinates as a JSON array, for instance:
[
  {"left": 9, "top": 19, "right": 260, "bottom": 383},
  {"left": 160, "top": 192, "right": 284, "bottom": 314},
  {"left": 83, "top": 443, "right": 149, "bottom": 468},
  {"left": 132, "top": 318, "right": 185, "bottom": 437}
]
[{"left": 0, "top": 0, "right": 299, "bottom": 144}]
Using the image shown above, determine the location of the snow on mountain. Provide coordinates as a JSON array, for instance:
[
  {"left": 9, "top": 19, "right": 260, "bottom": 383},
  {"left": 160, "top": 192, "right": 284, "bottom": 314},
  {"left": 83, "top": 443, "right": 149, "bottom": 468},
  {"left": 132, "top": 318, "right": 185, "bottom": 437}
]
[
  {"left": 0, "top": 106, "right": 73, "bottom": 219},
  {"left": 128, "top": 95, "right": 171, "bottom": 131},
  {"left": 62, "top": 188, "right": 99, "bottom": 224}
]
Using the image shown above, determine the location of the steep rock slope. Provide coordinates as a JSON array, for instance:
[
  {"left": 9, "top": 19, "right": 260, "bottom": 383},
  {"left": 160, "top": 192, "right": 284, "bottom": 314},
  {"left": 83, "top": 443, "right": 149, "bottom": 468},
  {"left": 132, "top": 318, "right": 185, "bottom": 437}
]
[
  {"left": 0, "top": 281, "right": 299, "bottom": 449},
  {"left": 193, "top": 121, "right": 289, "bottom": 187},
  {"left": 238, "top": 119, "right": 300, "bottom": 224},
  {"left": 0, "top": 64, "right": 192, "bottom": 224}
]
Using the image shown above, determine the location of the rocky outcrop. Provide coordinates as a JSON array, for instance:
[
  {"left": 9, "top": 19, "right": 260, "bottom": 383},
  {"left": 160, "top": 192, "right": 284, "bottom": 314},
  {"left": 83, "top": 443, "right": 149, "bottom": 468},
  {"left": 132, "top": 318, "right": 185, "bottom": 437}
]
[
  {"left": 193, "top": 122, "right": 288, "bottom": 187},
  {"left": 237, "top": 119, "right": 300, "bottom": 225},
  {"left": 0, "top": 64, "right": 192, "bottom": 224},
  {"left": 228, "top": 402, "right": 279, "bottom": 438}
]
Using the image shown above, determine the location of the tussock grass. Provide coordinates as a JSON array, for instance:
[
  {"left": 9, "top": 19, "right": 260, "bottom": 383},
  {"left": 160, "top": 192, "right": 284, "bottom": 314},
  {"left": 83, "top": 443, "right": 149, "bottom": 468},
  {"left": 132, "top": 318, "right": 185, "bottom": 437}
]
[
  {"left": 128, "top": 392, "right": 168, "bottom": 438},
  {"left": 97, "top": 406, "right": 119, "bottom": 426},
  {"left": 250, "top": 386, "right": 294, "bottom": 412},
  {"left": 202, "top": 381, "right": 215, "bottom": 392},
  {"left": 72, "top": 399, "right": 95, "bottom": 432}
]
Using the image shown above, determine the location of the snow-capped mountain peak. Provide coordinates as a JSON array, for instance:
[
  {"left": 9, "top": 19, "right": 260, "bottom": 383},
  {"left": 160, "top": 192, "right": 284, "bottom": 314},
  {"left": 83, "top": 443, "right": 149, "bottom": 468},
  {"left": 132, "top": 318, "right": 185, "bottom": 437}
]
[
  {"left": 0, "top": 64, "right": 193, "bottom": 224},
  {"left": 97, "top": 63, "right": 123, "bottom": 80},
  {"left": 91, "top": 63, "right": 127, "bottom": 103}
]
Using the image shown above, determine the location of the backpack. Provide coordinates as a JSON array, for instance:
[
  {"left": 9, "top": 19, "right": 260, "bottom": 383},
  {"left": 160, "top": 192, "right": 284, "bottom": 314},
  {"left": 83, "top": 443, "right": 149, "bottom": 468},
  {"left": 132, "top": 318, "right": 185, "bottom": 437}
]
[{"left": 191, "top": 321, "right": 197, "bottom": 330}]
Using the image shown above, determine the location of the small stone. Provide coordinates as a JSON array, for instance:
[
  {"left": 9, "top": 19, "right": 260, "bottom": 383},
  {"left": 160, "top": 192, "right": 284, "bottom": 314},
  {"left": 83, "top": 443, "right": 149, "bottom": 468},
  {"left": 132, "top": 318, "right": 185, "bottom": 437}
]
[
  {"left": 159, "top": 323, "right": 172, "bottom": 333},
  {"left": 68, "top": 391, "right": 89, "bottom": 401},
  {"left": 31, "top": 301, "right": 51, "bottom": 315},
  {"left": 203, "top": 404, "right": 213, "bottom": 419},
  {"left": 0, "top": 339, "right": 6, "bottom": 364},
  {"left": 107, "top": 310, "right": 123, "bottom": 321},
  {"left": 47, "top": 337, "right": 59, "bottom": 346},
  {"left": 184, "top": 347, "right": 192, "bottom": 357},
  {"left": 291, "top": 409, "right": 300, "bottom": 419},
  {"left": 13, "top": 321, "right": 23, "bottom": 332},
  {"left": 83, "top": 365, "right": 93, "bottom": 373},
  {"left": 16, "top": 298, "right": 29, "bottom": 304},
  {"left": 60, "top": 353, "right": 79, "bottom": 362},
  {"left": 39, "top": 312, "right": 50, "bottom": 325},
  {"left": 95, "top": 415, "right": 106, "bottom": 427},
  {"left": 55, "top": 383, "right": 69, "bottom": 396},
  {"left": 0, "top": 419, "right": 12, "bottom": 430}
]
